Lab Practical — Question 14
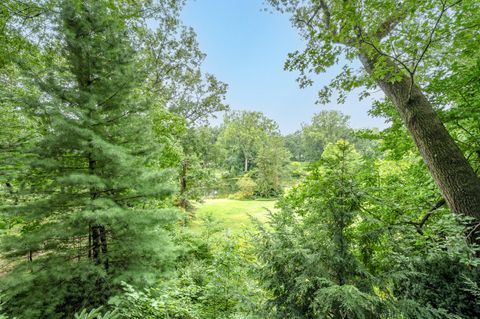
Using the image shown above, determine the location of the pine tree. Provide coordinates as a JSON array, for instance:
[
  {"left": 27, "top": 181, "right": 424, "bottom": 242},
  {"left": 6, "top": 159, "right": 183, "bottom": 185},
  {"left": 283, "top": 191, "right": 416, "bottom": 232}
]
[
  {"left": 0, "top": 1, "right": 177, "bottom": 317},
  {"left": 255, "top": 141, "right": 465, "bottom": 318},
  {"left": 255, "top": 141, "right": 380, "bottom": 318}
]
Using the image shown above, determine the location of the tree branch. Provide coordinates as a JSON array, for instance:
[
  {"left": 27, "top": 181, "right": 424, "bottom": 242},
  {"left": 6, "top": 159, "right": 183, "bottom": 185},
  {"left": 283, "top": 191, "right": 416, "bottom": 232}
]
[
  {"left": 410, "top": 198, "right": 446, "bottom": 235},
  {"left": 296, "top": 0, "right": 334, "bottom": 34},
  {"left": 374, "top": 8, "right": 409, "bottom": 40},
  {"left": 358, "top": 28, "right": 413, "bottom": 76},
  {"left": 419, "top": 199, "right": 446, "bottom": 228}
]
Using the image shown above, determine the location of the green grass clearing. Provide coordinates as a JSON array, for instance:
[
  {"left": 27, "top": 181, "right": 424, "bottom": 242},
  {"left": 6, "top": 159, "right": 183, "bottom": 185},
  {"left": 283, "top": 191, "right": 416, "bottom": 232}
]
[{"left": 190, "top": 198, "right": 277, "bottom": 233}]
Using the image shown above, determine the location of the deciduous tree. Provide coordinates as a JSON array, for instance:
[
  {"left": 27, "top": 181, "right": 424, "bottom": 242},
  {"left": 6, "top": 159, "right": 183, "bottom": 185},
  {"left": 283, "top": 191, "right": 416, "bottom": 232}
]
[{"left": 268, "top": 0, "right": 480, "bottom": 228}]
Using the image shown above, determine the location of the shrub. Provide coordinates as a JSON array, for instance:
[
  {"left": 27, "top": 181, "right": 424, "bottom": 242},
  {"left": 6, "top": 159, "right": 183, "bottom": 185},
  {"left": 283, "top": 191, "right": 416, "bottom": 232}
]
[{"left": 235, "top": 176, "right": 257, "bottom": 199}]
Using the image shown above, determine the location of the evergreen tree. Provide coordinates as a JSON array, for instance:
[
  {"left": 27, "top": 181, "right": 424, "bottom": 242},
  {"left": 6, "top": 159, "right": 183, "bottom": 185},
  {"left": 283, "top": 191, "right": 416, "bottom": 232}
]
[
  {"left": 255, "top": 141, "right": 381, "bottom": 318},
  {"left": 0, "top": 1, "right": 177, "bottom": 317},
  {"left": 254, "top": 141, "right": 456, "bottom": 318}
]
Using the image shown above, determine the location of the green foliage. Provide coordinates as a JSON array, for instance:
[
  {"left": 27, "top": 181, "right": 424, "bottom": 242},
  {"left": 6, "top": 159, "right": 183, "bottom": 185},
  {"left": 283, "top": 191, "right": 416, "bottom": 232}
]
[
  {"left": 287, "top": 161, "right": 308, "bottom": 180},
  {"left": 74, "top": 307, "right": 119, "bottom": 319},
  {"left": 140, "top": 14, "right": 229, "bottom": 127},
  {"left": 255, "top": 136, "right": 290, "bottom": 197},
  {"left": 141, "top": 14, "right": 229, "bottom": 208},
  {"left": 218, "top": 110, "right": 280, "bottom": 174},
  {"left": 284, "top": 110, "right": 378, "bottom": 162},
  {"left": 301, "top": 111, "right": 353, "bottom": 160},
  {"left": 254, "top": 140, "right": 480, "bottom": 318},
  {"left": 0, "top": 1, "right": 179, "bottom": 317},
  {"left": 235, "top": 175, "right": 257, "bottom": 200},
  {"left": 394, "top": 255, "right": 480, "bottom": 317},
  {"left": 109, "top": 283, "right": 201, "bottom": 319},
  {"left": 0, "top": 296, "right": 8, "bottom": 319},
  {"left": 177, "top": 126, "right": 224, "bottom": 205},
  {"left": 110, "top": 226, "right": 265, "bottom": 319},
  {"left": 284, "top": 131, "right": 304, "bottom": 161},
  {"left": 1, "top": 0, "right": 480, "bottom": 318},
  {"left": 292, "top": 0, "right": 465, "bottom": 104},
  {"left": 150, "top": 107, "right": 186, "bottom": 169},
  {"left": 425, "top": 20, "right": 480, "bottom": 173},
  {"left": 217, "top": 111, "right": 291, "bottom": 199},
  {"left": 254, "top": 141, "right": 387, "bottom": 318},
  {"left": 358, "top": 152, "right": 480, "bottom": 318}
]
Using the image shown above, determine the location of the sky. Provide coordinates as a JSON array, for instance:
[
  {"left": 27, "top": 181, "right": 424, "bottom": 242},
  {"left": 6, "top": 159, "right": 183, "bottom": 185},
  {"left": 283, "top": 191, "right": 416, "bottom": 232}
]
[{"left": 180, "top": 0, "right": 388, "bottom": 134}]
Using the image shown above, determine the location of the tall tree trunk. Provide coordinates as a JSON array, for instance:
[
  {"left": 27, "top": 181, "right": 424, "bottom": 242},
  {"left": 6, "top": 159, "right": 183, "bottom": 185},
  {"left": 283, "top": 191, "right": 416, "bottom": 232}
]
[
  {"left": 359, "top": 52, "right": 480, "bottom": 226},
  {"left": 244, "top": 155, "right": 248, "bottom": 172},
  {"left": 179, "top": 160, "right": 189, "bottom": 210},
  {"left": 88, "top": 155, "right": 109, "bottom": 269},
  {"left": 99, "top": 225, "right": 108, "bottom": 271},
  {"left": 88, "top": 224, "right": 92, "bottom": 259},
  {"left": 91, "top": 225, "right": 100, "bottom": 264}
]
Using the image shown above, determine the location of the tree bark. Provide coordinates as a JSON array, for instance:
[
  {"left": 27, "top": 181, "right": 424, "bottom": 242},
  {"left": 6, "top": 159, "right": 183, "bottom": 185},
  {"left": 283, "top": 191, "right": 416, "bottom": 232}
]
[
  {"left": 179, "top": 160, "right": 190, "bottom": 210},
  {"left": 88, "top": 224, "right": 92, "bottom": 259},
  {"left": 99, "top": 225, "right": 108, "bottom": 271},
  {"left": 88, "top": 155, "right": 109, "bottom": 270},
  {"left": 91, "top": 225, "right": 100, "bottom": 264},
  {"left": 359, "top": 52, "right": 480, "bottom": 225}
]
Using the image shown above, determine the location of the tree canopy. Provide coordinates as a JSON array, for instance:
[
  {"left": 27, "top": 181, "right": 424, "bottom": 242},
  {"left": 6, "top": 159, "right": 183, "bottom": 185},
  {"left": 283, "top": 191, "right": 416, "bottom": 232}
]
[{"left": 1, "top": 0, "right": 479, "bottom": 318}]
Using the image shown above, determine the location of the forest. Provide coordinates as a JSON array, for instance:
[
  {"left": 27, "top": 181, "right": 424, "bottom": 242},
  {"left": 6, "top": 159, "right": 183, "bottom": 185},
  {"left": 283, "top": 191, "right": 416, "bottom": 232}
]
[{"left": 1, "top": 0, "right": 480, "bottom": 318}]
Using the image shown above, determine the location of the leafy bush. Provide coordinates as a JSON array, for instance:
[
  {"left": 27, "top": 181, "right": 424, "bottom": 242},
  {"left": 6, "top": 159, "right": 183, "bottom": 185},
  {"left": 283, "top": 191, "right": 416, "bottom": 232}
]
[
  {"left": 109, "top": 224, "right": 265, "bottom": 319},
  {"left": 234, "top": 176, "right": 257, "bottom": 199}
]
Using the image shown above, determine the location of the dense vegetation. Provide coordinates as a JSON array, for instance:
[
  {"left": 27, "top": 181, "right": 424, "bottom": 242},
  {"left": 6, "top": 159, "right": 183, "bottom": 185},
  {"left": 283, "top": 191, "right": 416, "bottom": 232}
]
[{"left": 1, "top": 0, "right": 479, "bottom": 318}]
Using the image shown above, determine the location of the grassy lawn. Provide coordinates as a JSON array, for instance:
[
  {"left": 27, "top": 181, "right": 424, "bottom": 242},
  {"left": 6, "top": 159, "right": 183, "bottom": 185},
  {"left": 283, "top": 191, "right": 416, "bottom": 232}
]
[{"left": 191, "top": 198, "right": 277, "bottom": 233}]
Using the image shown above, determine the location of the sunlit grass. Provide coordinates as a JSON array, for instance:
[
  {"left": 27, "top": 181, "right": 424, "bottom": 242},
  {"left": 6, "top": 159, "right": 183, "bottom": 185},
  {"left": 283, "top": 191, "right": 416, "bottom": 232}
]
[{"left": 190, "top": 198, "right": 277, "bottom": 233}]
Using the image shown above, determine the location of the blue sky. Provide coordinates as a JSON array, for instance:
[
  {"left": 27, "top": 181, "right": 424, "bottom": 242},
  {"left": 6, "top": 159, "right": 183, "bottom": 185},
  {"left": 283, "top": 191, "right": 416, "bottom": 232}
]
[{"left": 181, "top": 0, "right": 387, "bottom": 134}]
